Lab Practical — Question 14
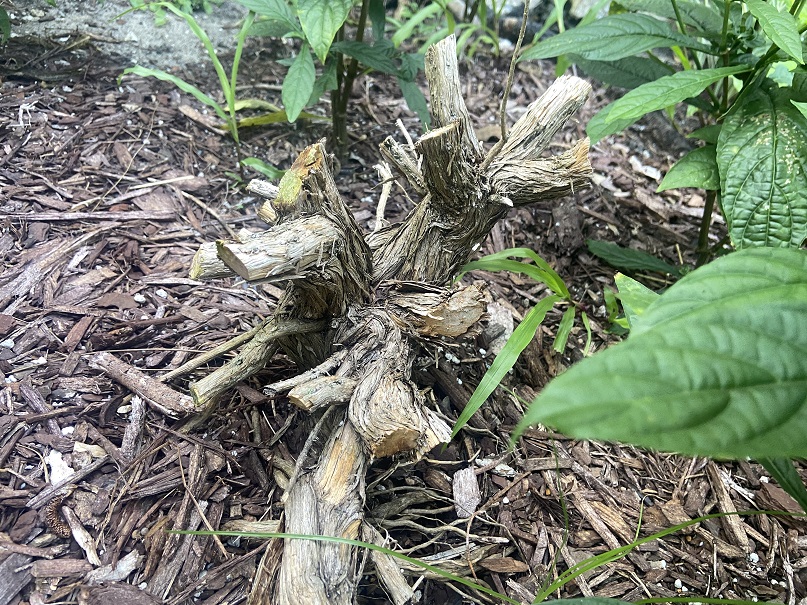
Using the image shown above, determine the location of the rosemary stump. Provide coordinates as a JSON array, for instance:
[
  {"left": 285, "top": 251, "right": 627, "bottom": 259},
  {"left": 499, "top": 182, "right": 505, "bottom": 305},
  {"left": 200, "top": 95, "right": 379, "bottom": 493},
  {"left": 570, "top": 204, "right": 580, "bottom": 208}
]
[{"left": 186, "top": 35, "right": 592, "bottom": 605}]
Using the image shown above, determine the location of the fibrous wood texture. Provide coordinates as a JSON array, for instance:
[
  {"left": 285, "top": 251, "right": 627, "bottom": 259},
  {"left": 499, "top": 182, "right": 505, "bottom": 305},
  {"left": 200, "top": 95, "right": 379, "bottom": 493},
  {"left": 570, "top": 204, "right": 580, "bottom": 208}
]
[{"left": 183, "top": 35, "right": 591, "bottom": 604}]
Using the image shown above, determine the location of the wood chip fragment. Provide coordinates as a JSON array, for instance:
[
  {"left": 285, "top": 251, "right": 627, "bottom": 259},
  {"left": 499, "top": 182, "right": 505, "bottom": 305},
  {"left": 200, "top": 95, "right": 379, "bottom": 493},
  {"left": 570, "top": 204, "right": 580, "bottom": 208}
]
[{"left": 452, "top": 466, "right": 481, "bottom": 519}]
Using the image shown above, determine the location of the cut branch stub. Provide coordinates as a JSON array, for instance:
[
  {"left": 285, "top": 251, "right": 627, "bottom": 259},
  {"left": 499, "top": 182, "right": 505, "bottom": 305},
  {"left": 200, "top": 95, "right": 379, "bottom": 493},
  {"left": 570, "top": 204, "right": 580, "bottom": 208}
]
[{"left": 216, "top": 215, "right": 341, "bottom": 282}]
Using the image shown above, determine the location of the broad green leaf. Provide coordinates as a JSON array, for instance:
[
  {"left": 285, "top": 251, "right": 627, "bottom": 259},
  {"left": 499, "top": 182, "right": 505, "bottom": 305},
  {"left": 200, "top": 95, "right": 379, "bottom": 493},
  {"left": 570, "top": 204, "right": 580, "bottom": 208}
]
[
  {"left": 397, "top": 77, "right": 430, "bottom": 129},
  {"left": 745, "top": 0, "right": 804, "bottom": 64},
  {"left": 298, "top": 0, "right": 354, "bottom": 63},
  {"left": 309, "top": 58, "right": 338, "bottom": 105},
  {"left": 586, "top": 100, "right": 637, "bottom": 143},
  {"left": 282, "top": 45, "right": 315, "bottom": 122},
  {"left": 519, "top": 14, "right": 711, "bottom": 62},
  {"left": 759, "top": 458, "right": 807, "bottom": 513},
  {"left": 688, "top": 124, "right": 722, "bottom": 144},
  {"left": 552, "top": 307, "right": 576, "bottom": 352},
  {"left": 587, "top": 240, "right": 681, "bottom": 275},
  {"left": 331, "top": 40, "right": 398, "bottom": 75},
  {"left": 604, "top": 66, "right": 749, "bottom": 124},
  {"left": 0, "top": 7, "right": 10, "bottom": 45},
  {"left": 572, "top": 55, "right": 674, "bottom": 90},
  {"left": 247, "top": 19, "right": 300, "bottom": 37},
  {"left": 369, "top": 0, "right": 386, "bottom": 41},
  {"left": 236, "top": 0, "right": 296, "bottom": 25},
  {"left": 122, "top": 66, "right": 228, "bottom": 122},
  {"left": 657, "top": 145, "right": 719, "bottom": 191},
  {"left": 241, "top": 157, "right": 286, "bottom": 179},
  {"left": 792, "top": 100, "right": 807, "bottom": 120},
  {"left": 451, "top": 296, "right": 562, "bottom": 439},
  {"left": 517, "top": 247, "right": 807, "bottom": 460},
  {"left": 614, "top": 272, "right": 659, "bottom": 329},
  {"left": 614, "top": 0, "right": 723, "bottom": 33},
  {"left": 717, "top": 85, "right": 807, "bottom": 248},
  {"left": 769, "top": 61, "right": 798, "bottom": 87}
]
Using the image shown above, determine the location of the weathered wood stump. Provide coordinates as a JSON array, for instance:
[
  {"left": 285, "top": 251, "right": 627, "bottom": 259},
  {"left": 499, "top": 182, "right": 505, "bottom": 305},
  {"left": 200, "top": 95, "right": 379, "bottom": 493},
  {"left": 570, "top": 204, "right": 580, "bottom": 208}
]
[{"left": 186, "top": 35, "right": 591, "bottom": 605}]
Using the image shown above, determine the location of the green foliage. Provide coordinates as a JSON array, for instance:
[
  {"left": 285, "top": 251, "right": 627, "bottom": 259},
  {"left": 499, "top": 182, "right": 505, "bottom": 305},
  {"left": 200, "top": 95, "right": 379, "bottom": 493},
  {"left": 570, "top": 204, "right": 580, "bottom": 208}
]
[
  {"left": 586, "top": 240, "right": 681, "bottom": 275},
  {"left": 657, "top": 144, "right": 719, "bottom": 191},
  {"left": 0, "top": 7, "right": 10, "bottom": 45},
  {"left": 717, "top": 83, "right": 807, "bottom": 248},
  {"left": 122, "top": 3, "right": 284, "bottom": 176},
  {"left": 451, "top": 248, "right": 581, "bottom": 439},
  {"left": 521, "top": 0, "right": 807, "bottom": 252},
  {"left": 516, "top": 247, "right": 807, "bottom": 461}
]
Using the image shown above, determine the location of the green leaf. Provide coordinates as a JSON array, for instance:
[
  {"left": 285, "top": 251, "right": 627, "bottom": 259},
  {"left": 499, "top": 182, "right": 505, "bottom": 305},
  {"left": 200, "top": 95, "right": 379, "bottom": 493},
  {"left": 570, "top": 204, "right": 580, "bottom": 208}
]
[
  {"left": 552, "top": 307, "right": 576, "bottom": 352},
  {"left": 298, "top": 0, "right": 354, "bottom": 63},
  {"left": 717, "top": 85, "right": 807, "bottom": 248},
  {"left": 452, "top": 296, "right": 563, "bottom": 439},
  {"left": 282, "top": 44, "right": 316, "bottom": 122},
  {"left": 247, "top": 19, "right": 300, "bottom": 37},
  {"left": 241, "top": 157, "right": 286, "bottom": 179},
  {"left": 391, "top": 1, "right": 443, "bottom": 48},
  {"left": 517, "top": 247, "right": 807, "bottom": 460},
  {"left": 331, "top": 40, "right": 398, "bottom": 75},
  {"left": 604, "top": 66, "right": 749, "bottom": 125},
  {"left": 586, "top": 100, "right": 638, "bottom": 143},
  {"left": 309, "top": 58, "right": 338, "bottom": 105},
  {"left": 745, "top": 0, "right": 804, "bottom": 64},
  {"left": 614, "top": 272, "right": 659, "bottom": 329},
  {"left": 369, "top": 0, "right": 386, "bottom": 41},
  {"left": 586, "top": 240, "right": 681, "bottom": 275},
  {"left": 459, "top": 247, "right": 570, "bottom": 298},
  {"left": 0, "top": 7, "right": 10, "bottom": 45},
  {"left": 792, "top": 99, "right": 807, "bottom": 120},
  {"left": 572, "top": 55, "right": 674, "bottom": 90},
  {"left": 658, "top": 144, "right": 719, "bottom": 191},
  {"left": 397, "top": 77, "right": 430, "bottom": 129},
  {"left": 519, "top": 14, "right": 711, "bottom": 62},
  {"left": 236, "top": 0, "right": 299, "bottom": 33},
  {"left": 614, "top": 0, "right": 723, "bottom": 33},
  {"left": 688, "top": 124, "right": 722, "bottom": 144},
  {"left": 759, "top": 458, "right": 807, "bottom": 513},
  {"left": 122, "top": 66, "right": 229, "bottom": 122}
]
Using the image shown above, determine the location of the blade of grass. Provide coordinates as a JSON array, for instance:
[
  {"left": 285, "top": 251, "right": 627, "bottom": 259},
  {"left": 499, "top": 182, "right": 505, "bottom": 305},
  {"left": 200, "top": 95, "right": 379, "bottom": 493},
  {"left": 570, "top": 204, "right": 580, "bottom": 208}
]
[
  {"left": 552, "top": 307, "right": 576, "bottom": 352},
  {"left": 451, "top": 295, "right": 562, "bottom": 439}
]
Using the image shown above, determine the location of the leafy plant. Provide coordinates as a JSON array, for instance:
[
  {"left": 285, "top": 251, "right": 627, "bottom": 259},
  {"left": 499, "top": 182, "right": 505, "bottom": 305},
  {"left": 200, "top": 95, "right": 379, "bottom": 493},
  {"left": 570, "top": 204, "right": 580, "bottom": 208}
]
[
  {"left": 121, "top": 2, "right": 283, "bottom": 178},
  {"left": 520, "top": 0, "right": 807, "bottom": 262},
  {"left": 0, "top": 7, "right": 10, "bottom": 45},
  {"left": 450, "top": 248, "right": 591, "bottom": 439},
  {"left": 237, "top": 0, "right": 432, "bottom": 155},
  {"left": 516, "top": 246, "right": 807, "bottom": 511}
]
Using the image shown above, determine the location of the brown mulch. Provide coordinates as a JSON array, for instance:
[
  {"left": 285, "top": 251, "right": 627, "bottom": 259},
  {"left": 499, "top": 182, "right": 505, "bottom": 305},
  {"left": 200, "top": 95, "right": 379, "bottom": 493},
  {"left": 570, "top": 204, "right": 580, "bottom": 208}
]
[{"left": 1, "top": 29, "right": 805, "bottom": 605}]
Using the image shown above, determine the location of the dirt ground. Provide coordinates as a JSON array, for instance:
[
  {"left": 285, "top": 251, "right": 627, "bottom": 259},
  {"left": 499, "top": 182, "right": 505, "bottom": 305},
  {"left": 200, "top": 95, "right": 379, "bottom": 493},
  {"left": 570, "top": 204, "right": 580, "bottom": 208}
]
[{"left": 1, "top": 4, "right": 806, "bottom": 605}]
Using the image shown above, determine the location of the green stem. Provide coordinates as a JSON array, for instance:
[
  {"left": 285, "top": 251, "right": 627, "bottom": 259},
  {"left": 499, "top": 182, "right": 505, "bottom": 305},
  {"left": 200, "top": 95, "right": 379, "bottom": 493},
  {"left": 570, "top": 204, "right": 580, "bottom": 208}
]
[
  {"left": 719, "top": 0, "right": 732, "bottom": 114},
  {"left": 696, "top": 189, "right": 717, "bottom": 266},
  {"left": 332, "top": 0, "right": 370, "bottom": 157},
  {"left": 669, "top": 0, "right": 702, "bottom": 70}
]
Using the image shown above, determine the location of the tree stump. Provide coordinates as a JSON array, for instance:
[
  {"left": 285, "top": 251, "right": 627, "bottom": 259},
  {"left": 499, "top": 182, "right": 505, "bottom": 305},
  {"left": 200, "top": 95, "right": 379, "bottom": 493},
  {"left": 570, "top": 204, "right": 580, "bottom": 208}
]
[{"left": 186, "top": 35, "right": 591, "bottom": 605}]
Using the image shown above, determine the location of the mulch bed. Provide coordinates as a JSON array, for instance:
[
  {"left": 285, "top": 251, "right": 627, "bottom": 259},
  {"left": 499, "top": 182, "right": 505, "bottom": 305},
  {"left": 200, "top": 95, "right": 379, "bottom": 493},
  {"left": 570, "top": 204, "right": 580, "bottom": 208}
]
[{"left": 1, "top": 29, "right": 805, "bottom": 605}]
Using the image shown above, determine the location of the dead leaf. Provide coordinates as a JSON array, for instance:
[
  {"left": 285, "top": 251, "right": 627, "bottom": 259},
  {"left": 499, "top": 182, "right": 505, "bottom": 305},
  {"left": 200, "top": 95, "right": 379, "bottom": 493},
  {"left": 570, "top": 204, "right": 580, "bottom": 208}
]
[{"left": 479, "top": 557, "right": 530, "bottom": 573}]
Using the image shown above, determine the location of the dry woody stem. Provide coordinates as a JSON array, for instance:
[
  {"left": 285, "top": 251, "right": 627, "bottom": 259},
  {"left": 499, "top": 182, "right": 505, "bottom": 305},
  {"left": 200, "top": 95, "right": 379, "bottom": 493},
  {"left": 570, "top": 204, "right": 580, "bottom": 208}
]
[{"left": 171, "top": 35, "right": 591, "bottom": 604}]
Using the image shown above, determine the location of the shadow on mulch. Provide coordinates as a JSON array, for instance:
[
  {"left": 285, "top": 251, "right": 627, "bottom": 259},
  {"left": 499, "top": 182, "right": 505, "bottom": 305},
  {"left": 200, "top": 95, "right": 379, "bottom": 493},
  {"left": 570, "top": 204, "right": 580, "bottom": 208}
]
[{"left": 0, "top": 34, "right": 804, "bottom": 605}]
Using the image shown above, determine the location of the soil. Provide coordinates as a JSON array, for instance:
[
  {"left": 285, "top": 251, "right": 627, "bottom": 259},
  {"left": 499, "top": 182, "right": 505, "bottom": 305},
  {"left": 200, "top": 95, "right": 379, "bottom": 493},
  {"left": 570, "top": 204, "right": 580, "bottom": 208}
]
[{"left": 1, "top": 2, "right": 806, "bottom": 605}]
